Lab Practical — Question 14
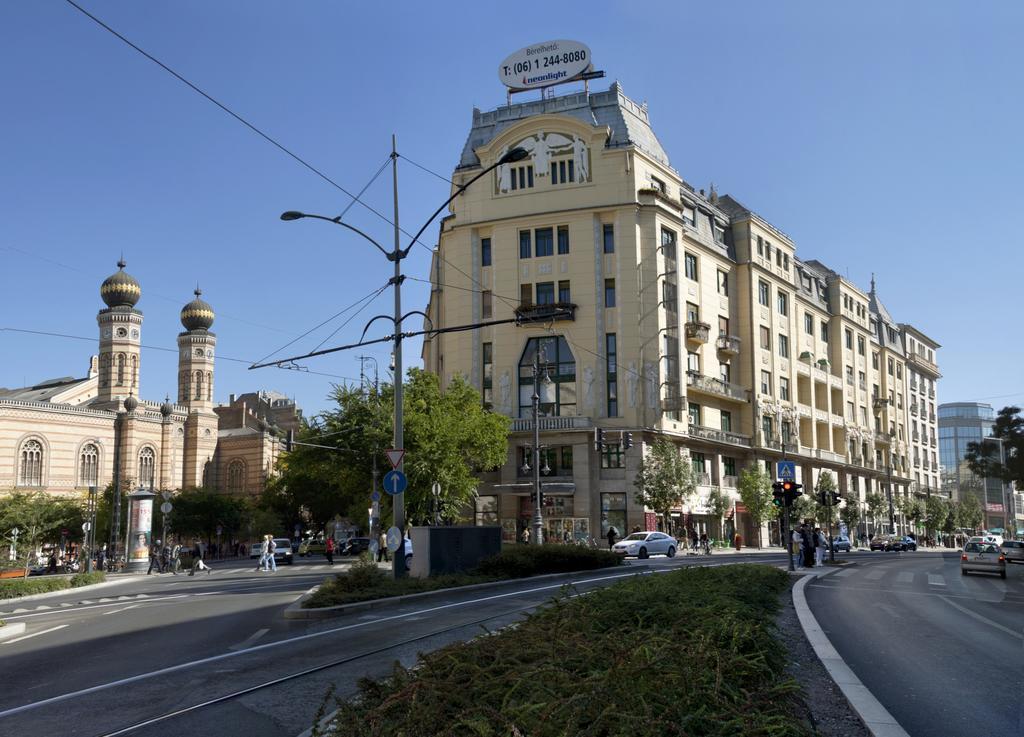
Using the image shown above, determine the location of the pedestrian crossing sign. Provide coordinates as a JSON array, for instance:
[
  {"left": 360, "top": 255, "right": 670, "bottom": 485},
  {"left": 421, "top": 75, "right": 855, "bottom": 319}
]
[{"left": 777, "top": 461, "right": 796, "bottom": 481}]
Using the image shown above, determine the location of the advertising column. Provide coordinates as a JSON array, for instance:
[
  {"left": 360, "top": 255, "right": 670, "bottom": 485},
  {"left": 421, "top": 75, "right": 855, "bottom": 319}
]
[{"left": 126, "top": 488, "right": 157, "bottom": 572}]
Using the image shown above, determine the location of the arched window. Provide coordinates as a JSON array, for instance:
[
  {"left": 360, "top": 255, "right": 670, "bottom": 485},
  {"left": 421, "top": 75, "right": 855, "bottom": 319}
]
[
  {"left": 518, "top": 336, "right": 576, "bottom": 418},
  {"left": 130, "top": 355, "right": 138, "bottom": 389},
  {"left": 206, "top": 371, "right": 212, "bottom": 402},
  {"left": 18, "top": 439, "right": 43, "bottom": 486},
  {"left": 138, "top": 447, "right": 155, "bottom": 489},
  {"left": 194, "top": 370, "right": 203, "bottom": 400},
  {"left": 227, "top": 459, "right": 245, "bottom": 493},
  {"left": 117, "top": 354, "right": 126, "bottom": 385},
  {"left": 79, "top": 444, "right": 99, "bottom": 487}
]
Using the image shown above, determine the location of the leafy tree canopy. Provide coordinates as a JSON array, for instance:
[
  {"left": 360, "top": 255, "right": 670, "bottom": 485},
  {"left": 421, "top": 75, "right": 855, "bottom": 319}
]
[
  {"left": 965, "top": 406, "right": 1024, "bottom": 489},
  {"left": 633, "top": 438, "right": 696, "bottom": 530}
]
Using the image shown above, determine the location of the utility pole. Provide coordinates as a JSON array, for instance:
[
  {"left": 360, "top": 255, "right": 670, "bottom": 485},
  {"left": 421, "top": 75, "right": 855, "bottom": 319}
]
[
  {"left": 531, "top": 351, "right": 544, "bottom": 545},
  {"left": 110, "top": 413, "right": 123, "bottom": 565},
  {"left": 886, "top": 462, "right": 896, "bottom": 535},
  {"left": 391, "top": 134, "right": 407, "bottom": 578}
]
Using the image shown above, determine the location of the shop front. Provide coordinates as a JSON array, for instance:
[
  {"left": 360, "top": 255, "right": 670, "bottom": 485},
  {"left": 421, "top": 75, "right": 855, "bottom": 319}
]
[{"left": 499, "top": 494, "right": 590, "bottom": 545}]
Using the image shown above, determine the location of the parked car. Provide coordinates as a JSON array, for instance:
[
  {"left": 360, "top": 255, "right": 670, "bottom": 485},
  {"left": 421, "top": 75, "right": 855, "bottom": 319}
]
[
  {"left": 341, "top": 537, "right": 371, "bottom": 556},
  {"left": 898, "top": 536, "right": 917, "bottom": 551},
  {"left": 830, "top": 536, "right": 852, "bottom": 553},
  {"left": 961, "top": 542, "right": 1006, "bottom": 578},
  {"left": 869, "top": 535, "right": 899, "bottom": 551},
  {"left": 611, "top": 531, "right": 677, "bottom": 559},
  {"left": 1000, "top": 539, "right": 1024, "bottom": 564}
]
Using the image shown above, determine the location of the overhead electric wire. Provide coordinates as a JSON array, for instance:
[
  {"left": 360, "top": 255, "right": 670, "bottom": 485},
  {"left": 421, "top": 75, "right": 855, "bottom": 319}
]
[
  {"left": 0, "top": 327, "right": 359, "bottom": 383},
  {"left": 310, "top": 284, "right": 388, "bottom": 352},
  {"left": 404, "top": 275, "right": 521, "bottom": 304},
  {"left": 400, "top": 154, "right": 456, "bottom": 186}
]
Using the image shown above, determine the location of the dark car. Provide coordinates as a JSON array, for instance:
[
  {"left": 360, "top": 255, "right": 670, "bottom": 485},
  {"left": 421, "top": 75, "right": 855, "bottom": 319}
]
[
  {"left": 870, "top": 535, "right": 903, "bottom": 551},
  {"left": 341, "top": 537, "right": 371, "bottom": 556},
  {"left": 898, "top": 536, "right": 917, "bottom": 551}
]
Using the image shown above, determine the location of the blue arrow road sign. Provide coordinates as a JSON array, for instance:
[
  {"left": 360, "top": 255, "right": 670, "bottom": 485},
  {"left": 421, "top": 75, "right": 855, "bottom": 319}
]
[
  {"left": 777, "top": 461, "right": 796, "bottom": 481},
  {"left": 382, "top": 470, "right": 408, "bottom": 496},
  {"left": 370, "top": 490, "right": 381, "bottom": 503}
]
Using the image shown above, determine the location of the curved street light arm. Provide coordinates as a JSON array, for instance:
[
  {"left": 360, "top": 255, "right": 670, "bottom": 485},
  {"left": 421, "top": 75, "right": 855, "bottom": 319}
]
[
  {"left": 359, "top": 314, "right": 398, "bottom": 342},
  {"left": 400, "top": 310, "right": 432, "bottom": 332},
  {"left": 281, "top": 211, "right": 391, "bottom": 259}
]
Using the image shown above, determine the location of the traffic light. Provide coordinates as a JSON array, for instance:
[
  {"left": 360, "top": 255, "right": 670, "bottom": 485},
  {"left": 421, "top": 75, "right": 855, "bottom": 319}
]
[
  {"left": 594, "top": 428, "right": 606, "bottom": 451},
  {"left": 622, "top": 431, "right": 633, "bottom": 450},
  {"left": 816, "top": 490, "right": 827, "bottom": 506},
  {"left": 830, "top": 490, "right": 841, "bottom": 506},
  {"left": 772, "top": 482, "right": 785, "bottom": 508},
  {"left": 782, "top": 481, "right": 803, "bottom": 505}
]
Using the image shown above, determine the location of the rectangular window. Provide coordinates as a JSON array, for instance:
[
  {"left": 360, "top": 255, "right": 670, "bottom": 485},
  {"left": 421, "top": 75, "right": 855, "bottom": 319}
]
[
  {"left": 535, "top": 227, "right": 554, "bottom": 257},
  {"left": 691, "top": 451, "right": 706, "bottom": 474},
  {"left": 721, "top": 410, "right": 732, "bottom": 433},
  {"left": 602, "top": 224, "right": 615, "bottom": 254},
  {"left": 857, "top": 335, "right": 865, "bottom": 356},
  {"left": 481, "top": 237, "right": 491, "bottom": 267},
  {"left": 896, "top": 363, "right": 902, "bottom": 379},
  {"left": 519, "top": 231, "right": 531, "bottom": 259},
  {"left": 688, "top": 402, "right": 701, "bottom": 427},
  {"left": 778, "top": 333, "right": 789, "bottom": 358},
  {"left": 760, "top": 326, "right": 771, "bottom": 350},
  {"left": 600, "top": 493, "right": 626, "bottom": 538},
  {"left": 520, "top": 283, "right": 532, "bottom": 306},
  {"left": 758, "top": 281, "right": 770, "bottom": 307},
  {"left": 509, "top": 164, "right": 534, "bottom": 190},
  {"left": 781, "top": 420, "right": 792, "bottom": 443},
  {"left": 662, "top": 280, "right": 677, "bottom": 312},
  {"left": 604, "top": 279, "right": 616, "bottom": 308},
  {"left": 482, "top": 290, "right": 492, "bottom": 318},
  {"left": 606, "top": 333, "right": 618, "bottom": 417},
  {"left": 762, "top": 415, "right": 774, "bottom": 441},
  {"left": 550, "top": 159, "right": 575, "bottom": 185},
  {"left": 719, "top": 316, "right": 729, "bottom": 336},
  {"left": 821, "top": 322, "right": 829, "bottom": 342},
  {"left": 717, "top": 270, "right": 728, "bottom": 296},
  {"left": 558, "top": 280, "right": 571, "bottom": 304},
  {"left": 601, "top": 444, "right": 624, "bottom": 469},
  {"left": 535, "top": 282, "right": 554, "bottom": 305},
  {"left": 686, "top": 351, "right": 700, "bottom": 374},
  {"left": 686, "top": 302, "right": 700, "bottom": 323},
  {"left": 804, "top": 313, "right": 813, "bottom": 334},
  {"left": 719, "top": 362, "right": 731, "bottom": 384},
  {"left": 845, "top": 329, "right": 853, "bottom": 350},
  {"left": 684, "top": 253, "right": 698, "bottom": 280},
  {"left": 482, "top": 342, "right": 493, "bottom": 407},
  {"left": 661, "top": 227, "right": 676, "bottom": 260},
  {"left": 723, "top": 457, "right": 736, "bottom": 477},
  {"left": 757, "top": 235, "right": 764, "bottom": 256},
  {"left": 761, "top": 370, "right": 772, "bottom": 396},
  {"left": 557, "top": 225, "right": 569, "bottom": 255},
  {"left": 780, "top": 377, "right": 790, "bottom": 401},
  {"left": 872, "top": 352, "right": 879, "bottom": 370},
  {"left": 846, "top": 401, "right": 854, "bottom": 418},
  {"left": 777, "top": 291, "right": 788, "bottom": 316},
  {"left": 887, "top": 357, "right": 894, "bottom": 375}
]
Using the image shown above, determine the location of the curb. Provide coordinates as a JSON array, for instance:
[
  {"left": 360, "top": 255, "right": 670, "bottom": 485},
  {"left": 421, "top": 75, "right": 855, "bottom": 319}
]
[
  {"left": 0, "top": 576, "right": 131, "bottom": 606},
  {"left": 0, "top": 622, "right": 27, "bottom": 641},
  {"left": 792, "top": 570, "right": 911, "bottom": 737},
  {"left": 283, "top": 563, "right": 655, "bottom": 620}
]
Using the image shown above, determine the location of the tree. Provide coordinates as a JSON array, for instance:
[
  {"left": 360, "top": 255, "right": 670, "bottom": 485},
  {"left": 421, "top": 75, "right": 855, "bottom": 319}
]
[
  {"left": 839, "top": 493, "right": 861, "bottom": 532},
  {"left": 705, "top": 486, "right": 730, "bottom": 540},
  {"left": 965, "top": 406, "right": 1024, "bottom": 489},
  {"left": 633, "top": 438, "right": 695, "bottom": 531},
  {"left": 899, "top": 497, "right": 925, "bottom": 532},
  {"left": 865, "top": 492, "right": 887, "bottom": 534},
  {"left": 924, "top": 496, "right": 949, "bottom": 539},
  {"left": 0, "top": 491, "right": 84, "bottom": 577},
  {"left": 736, "top": 466, "right": 776, "bottom": 548},
  {"left": 167, "top": 488, "right": 248, "bottom": 545},
  {"left": 817, "top": 471, "right": 839, "bottom": 525},
  {"left": 943, "top": 501, "right": 962, "bottom": 534},
  {"left": 272, "top": 369, "right": 509, "bottom": 532},
  {"left": 959, "top": 492, "right": 984, "bottom": 531}
]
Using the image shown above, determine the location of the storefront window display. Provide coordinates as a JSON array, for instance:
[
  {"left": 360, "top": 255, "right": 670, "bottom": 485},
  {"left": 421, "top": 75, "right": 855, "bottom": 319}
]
[{"left": 601, "top": 492, "right": 627, "bottom": 539}]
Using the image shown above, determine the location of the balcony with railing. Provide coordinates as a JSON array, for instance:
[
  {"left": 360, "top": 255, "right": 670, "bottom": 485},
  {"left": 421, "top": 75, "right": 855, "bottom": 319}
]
[
  {"left": 686, "top": 371, "right": 750, "bottom": 402},
  {"left": 660, "top": 396, "right": 685, "bottom": 413},
  {"left": 715, "top": 334, "right": 741, "bottom": 355},
  {"left": 689, "top": 424, "right": 752, "bottom": 447},
  {"left": 511, "top": 416, "right": 593, "bottom": 432},
  {"left": 685, "top": 321, "right": 710, "bottom": 344},
  {"left": 906, "top": 350, "right": 941, "bottom": 377},
  {"left": 695, "top": 472, "right": 712, "bottom": 487},
  {"left": 722, "top": 475, "right": 738, "bottom": 488},
  {"left": 910, "top": 403, "right": 919, "bottom": 416},
  {"left": 875, "top": 432, "right": 893, "bottom": 445},
  {"left": 514, "top": 302, "right": 577, "bottom": 324}
]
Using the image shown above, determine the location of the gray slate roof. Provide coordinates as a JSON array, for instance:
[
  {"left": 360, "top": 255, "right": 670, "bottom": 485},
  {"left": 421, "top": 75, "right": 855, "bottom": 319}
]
[
  {"left": 458, "top": 82, "right": 671, "bottom": 170},
  {"left": 0, "top": 376, "right": 88, "bottom": 402}
]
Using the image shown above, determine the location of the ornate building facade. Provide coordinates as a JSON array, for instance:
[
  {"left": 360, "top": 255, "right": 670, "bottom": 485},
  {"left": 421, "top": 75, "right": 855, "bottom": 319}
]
[
  {"left": 422, "top": 82, "right": 941, "bottom": 545},
  {"left": 0, "top": 261, "right": 299, "bottom": 498}
]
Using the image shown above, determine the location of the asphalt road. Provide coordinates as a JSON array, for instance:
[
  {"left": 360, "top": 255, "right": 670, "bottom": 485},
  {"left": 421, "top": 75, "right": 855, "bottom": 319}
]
[
  {"left": 806, "top": 552, "right": 1024, "bottom": 736},
  {"left": 0, "top": 548, "right": 804, "bottom": 737}
]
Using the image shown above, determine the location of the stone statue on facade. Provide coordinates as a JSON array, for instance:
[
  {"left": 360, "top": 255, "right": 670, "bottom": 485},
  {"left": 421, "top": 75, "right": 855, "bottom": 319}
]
[
  {"left": 573, "top": 135, "right": 589, "bottom": 182},
  {"left": 626, "top": 362, "right": 638, "bottom": 408},
  {"left": 582, "top": 365, "right": 595, "bottom": 409}
]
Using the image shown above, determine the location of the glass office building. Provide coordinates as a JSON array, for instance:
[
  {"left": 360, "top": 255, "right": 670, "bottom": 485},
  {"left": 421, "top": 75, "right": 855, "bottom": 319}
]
[{"left": 938, "top": 402, "right": 1011, "bottom": 531}]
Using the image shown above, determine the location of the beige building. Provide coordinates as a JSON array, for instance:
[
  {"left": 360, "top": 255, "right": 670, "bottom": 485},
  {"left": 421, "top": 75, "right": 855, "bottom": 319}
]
[
  {"left": 0, "top": 261, "right": 299, "bottom": 500},
  {"left": 422, "top": 82, "right": 940, "bottom": 545}
]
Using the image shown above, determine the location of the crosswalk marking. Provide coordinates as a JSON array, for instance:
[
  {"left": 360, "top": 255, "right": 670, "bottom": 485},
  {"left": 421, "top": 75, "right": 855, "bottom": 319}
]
[
  {"left": 834, "top": 568, "right": 855, "bottom": 577},
  {"left": 865, "top": 568, "right": 886, "bottom": 580},
  {"left": 927, "top": 574, "right": 946, "bottom": 586},
  {"left": 896, "top": 571, "right": 913, "bottom": 584}
]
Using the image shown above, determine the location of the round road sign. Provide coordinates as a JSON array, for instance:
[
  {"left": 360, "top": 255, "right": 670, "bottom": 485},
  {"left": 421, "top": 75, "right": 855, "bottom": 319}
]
[
  {"left": 160, "top": 502, "right": 173, "bottom": 515},
  {"left": 82, "top": 521, "right": 91, "bottom": 532},
  {"left": 386, "top": 526, "right": 401, "bottom": 553},
  {"left": 368, "top": 539, "right": 379, "bottom": 557}
]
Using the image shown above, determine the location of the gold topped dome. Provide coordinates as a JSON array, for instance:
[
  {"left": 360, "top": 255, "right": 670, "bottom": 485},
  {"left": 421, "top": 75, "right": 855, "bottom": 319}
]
[
  {"left": 100, "top": 259, "right": 141, "bottom": 308},
  {"left": 180, "top": 287, "right": 215, "bottom": 331}
]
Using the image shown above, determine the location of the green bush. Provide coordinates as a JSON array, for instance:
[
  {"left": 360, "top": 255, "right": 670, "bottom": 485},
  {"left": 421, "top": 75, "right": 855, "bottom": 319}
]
[
  {"left": 473, "top": 543, "right": 622, "bottom": 578},
  {"left": 0, "top": 577, "right": 70, "bottom": 600},
  {"left": 319, "top": 564, "right": 805, "bottom": 737},
  {"left": 70, "top": 571, "right": 106, "bottom": 587}
]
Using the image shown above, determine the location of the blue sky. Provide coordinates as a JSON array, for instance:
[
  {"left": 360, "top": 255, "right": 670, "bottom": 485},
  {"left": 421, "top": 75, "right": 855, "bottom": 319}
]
[{"left": 2, "top": 1, "right": 1021, "bottom": 417}]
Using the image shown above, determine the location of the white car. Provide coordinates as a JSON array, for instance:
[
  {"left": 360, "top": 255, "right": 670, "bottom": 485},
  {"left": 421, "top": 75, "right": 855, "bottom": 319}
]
[{"left": 611, "top": 531, "right": 677, "bottom": 559}]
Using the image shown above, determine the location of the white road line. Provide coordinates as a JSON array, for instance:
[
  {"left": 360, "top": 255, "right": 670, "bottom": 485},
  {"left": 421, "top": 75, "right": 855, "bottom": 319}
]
[
  {"left": 2, "top": 624, "right": 68, "bottom": 645},
  {"left": 228, "top": 628, "right": 269, "bottom": 651},
  {"left": 927, "top": 573, "right": 946, "bottom": 587},
  {"left": 0, "top": 567, "right": 651, "bottom": 719},
  {"left": 834, "top": 568, "right": 855, "bottom": 577},
  {"left": 865, "top": 568, "right": 886, "bottom": 580},
  {"left": 101, "top": 604, "right": 143, "bottom": 616},
  {"left": 896, "top": 571, "right": 914, "bottom": 584},
  {"left": 0, "top": 593, "right": 188, "bottom": 621},
  {"left": 939, "top": 595, "right": 1023, "bottom": 641}
]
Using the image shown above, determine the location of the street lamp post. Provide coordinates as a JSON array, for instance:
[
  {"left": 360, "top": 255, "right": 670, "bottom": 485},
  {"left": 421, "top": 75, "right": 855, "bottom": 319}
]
[
  {"left": 279, "top": 143, "right": 527, "bottom": 577},
  {"left": 886, "top": 463, "right": 896, "bottom": 535}
]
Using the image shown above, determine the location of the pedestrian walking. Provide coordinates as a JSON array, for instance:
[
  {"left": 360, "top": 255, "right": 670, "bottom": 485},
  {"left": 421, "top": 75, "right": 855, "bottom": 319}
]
[
  {"left": 800, "top": 525, "right": 814, "bottom": 568},
  {"left": 522, "top": 527, "right": 531, "bottom": 545},
  {"left": 791, "top": 528, "right": 803, "bottom": 568},
  {"left": 170, "top": 542, "right": 182, "bottom": 575},
  {"left": 147, "top": 540, "right": 164, "bottom": 575},
  {"left": 325, "top": 536, "right": 335, "bottom": 566},
  {"left": 377, "top": 531, "right": 389, "bottom": 562},
  {"left": 690, "top": 528, "right": 700, "bottom": 554},
  {"left": 189, "top": 539, "right": 211, "bottom": 575},
  {"left": 256, "top": 534, "right": 270, "bottom": 571},
  {"left": 97, "top": 544, "right": 107, "bottom": 571},
  {"left": 606, "top": 526, "right": 617, "bottom": 550},
  {"left": 266, "top": 536, "right": 278, "bottom": 572}
]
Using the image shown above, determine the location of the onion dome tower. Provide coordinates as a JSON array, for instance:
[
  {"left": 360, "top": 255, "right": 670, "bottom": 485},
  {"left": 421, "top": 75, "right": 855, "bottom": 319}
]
[
  {"left": 96, "top": 259, "right": 144, "bottom": 407},
  {"left": 178, "top": 287, "right": 219, "bottom": 489}
]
